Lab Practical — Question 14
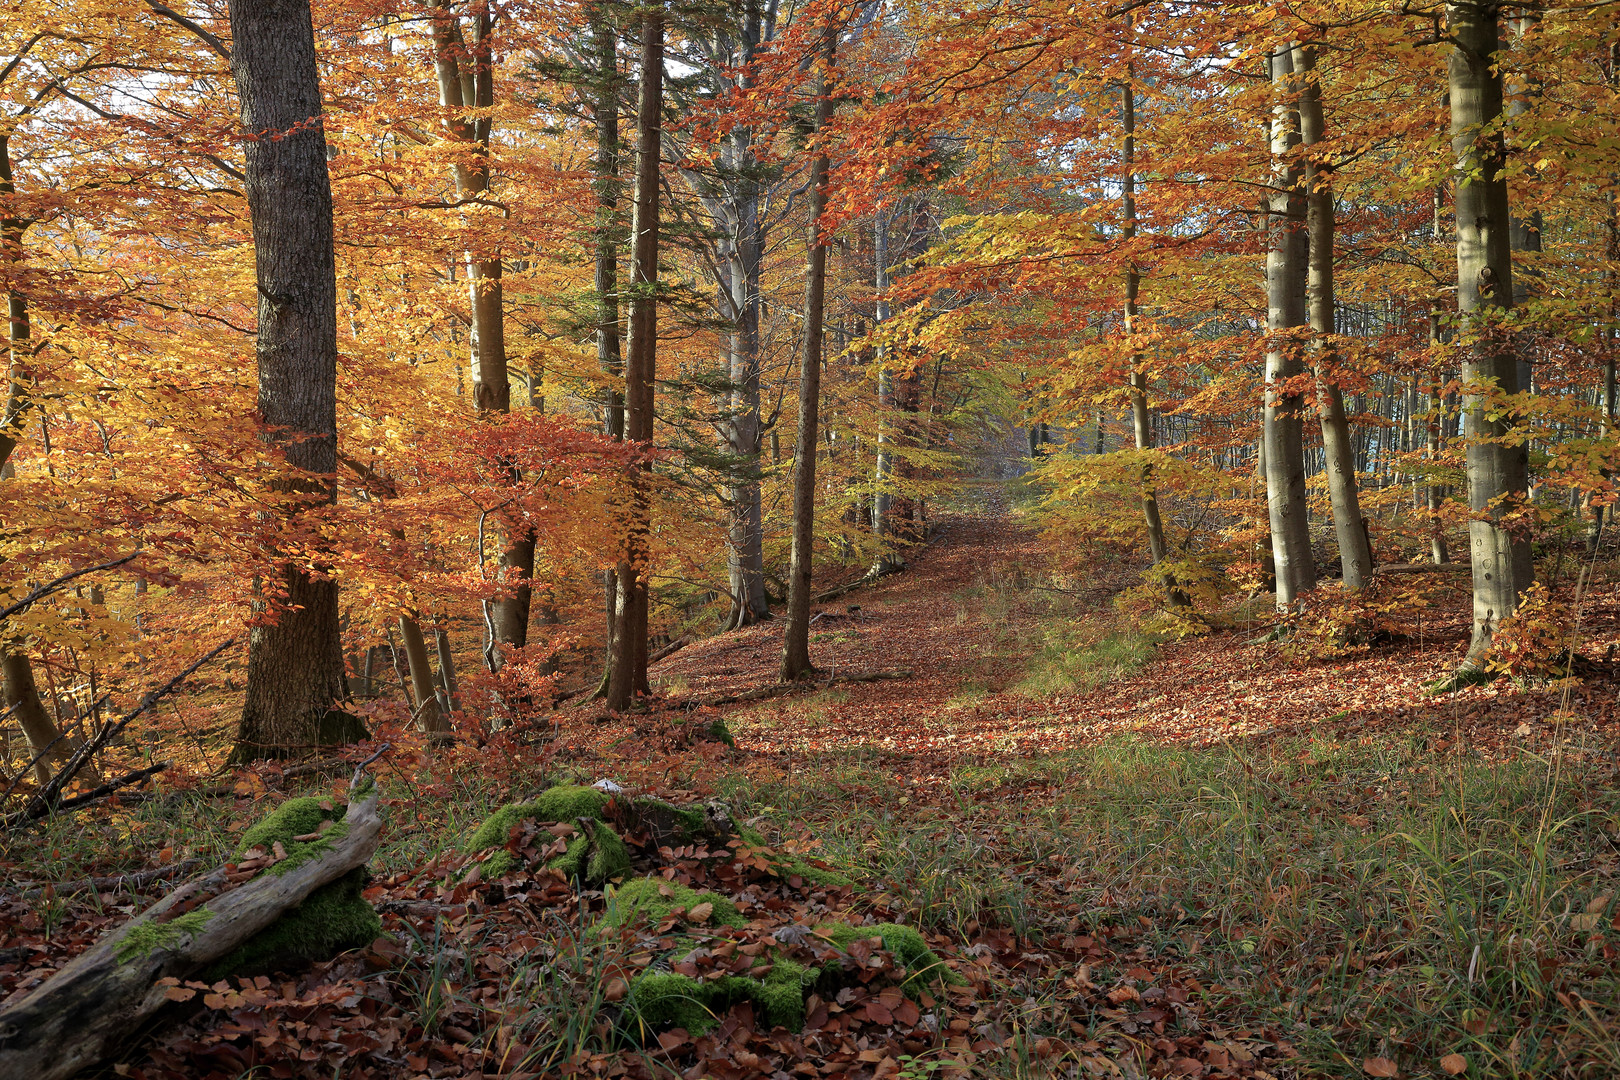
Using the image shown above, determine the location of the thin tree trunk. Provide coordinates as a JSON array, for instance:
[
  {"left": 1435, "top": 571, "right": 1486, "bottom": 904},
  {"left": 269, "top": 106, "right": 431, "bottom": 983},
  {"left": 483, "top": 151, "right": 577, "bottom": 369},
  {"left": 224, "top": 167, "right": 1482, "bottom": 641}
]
[
  {"left": 781, "top": 24, "right": 836, "bottom": 682},
  {"left": 870, "top": 205, "right": 902, "bottom": 574},
  {"left": 1263, "top": 46, "right": 1317, "bottom": 607},
  {"left": 1294, "top": 44, "right": 1372, "bottom": 591},
  {"left": 593, "top": 7, "right": 626, "bottom": 668},
  {"left": 429, "top": 0, "right": 533, "bottom": 663},
  {"left": 398, "top": 613, "right": 446, "bottom": 737},
  {"left": 605, "top": 3, "right": 664, "bottom": 710},
  {"left": 433, "top": 627, "right": 459, "bottom": 710},
  {"left": 1121, "top": 72, "right": 1188, "bottom": 606},
  {"left": 228, "top": 0, "right": 358, "bottom": 761},
  {"left": 1449, "top": 1, "right": 1532, "bottom": 671}
]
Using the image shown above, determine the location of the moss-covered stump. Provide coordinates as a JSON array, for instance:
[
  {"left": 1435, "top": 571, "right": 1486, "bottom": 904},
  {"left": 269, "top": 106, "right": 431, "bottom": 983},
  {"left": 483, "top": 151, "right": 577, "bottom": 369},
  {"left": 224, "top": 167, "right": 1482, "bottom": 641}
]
[
  {"left": 207, "top": 797, "right": 382, "bottom": 978},
  {"left": 465, "top": 785, "right": 632, "bottom": 885}
]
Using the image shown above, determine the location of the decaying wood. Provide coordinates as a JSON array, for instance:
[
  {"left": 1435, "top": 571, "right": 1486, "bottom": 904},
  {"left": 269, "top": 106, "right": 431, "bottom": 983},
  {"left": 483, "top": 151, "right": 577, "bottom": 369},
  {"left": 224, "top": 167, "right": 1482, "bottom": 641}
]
[
  {"left": 1371, "top": 561, "right": 1469, "bottom": 576},
  {"left": 0, "top": 780, "right": 383, "bottom": 1080}
]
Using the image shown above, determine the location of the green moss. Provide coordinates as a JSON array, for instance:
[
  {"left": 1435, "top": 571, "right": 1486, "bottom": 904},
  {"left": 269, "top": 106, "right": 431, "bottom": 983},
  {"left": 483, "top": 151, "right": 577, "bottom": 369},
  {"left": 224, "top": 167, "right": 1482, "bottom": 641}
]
[
  {"left": 739, "top": 825, "right": 852, "bottom": 887},
  {"left": 604, "top": 877, "right": 745, "bottom": 930},
  {"left": 465, "top": 785, "right": 610, "bottom": 853},
  {"left": 705, "top": 718, "right": 737, "bottom": 747},
  {"left": 206, "top": 796, "right": 381, "bottom": 978},
  {"left": 623, "top": 955, "right": 817, "bottom": 1036},
  {"left": 819, "top": 922, "right": 966, "bottom": 989},
  {"left": 114, "top": 907, "right": 214, "bottom": 963},
  {"left": 207, "top": 869, "right": 381, "bottom": 979},
  {"left": 236, "top": 796, "right": 349, "bottom": 876},
  {"left": 466, "top": 787, "right": 628, "bottom": 885}
]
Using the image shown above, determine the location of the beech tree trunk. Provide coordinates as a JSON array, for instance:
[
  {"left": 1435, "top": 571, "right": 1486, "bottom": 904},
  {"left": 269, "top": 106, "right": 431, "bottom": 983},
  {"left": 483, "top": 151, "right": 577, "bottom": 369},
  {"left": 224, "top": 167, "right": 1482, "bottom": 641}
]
[
  {"left": 1449, "top": 1, "right": 1532, "bottom": 669},
  {"left": 870, "top": 206, "right": 901, "bottom": 575},
  {"left": 605, "top": 4, "right": 664, "bottom": 710},
  {"left": 781, "top": 26, "right": 835, "bottom": 683},
  {"left": 228, "top": 0, "right": 358, "bottom": 761},
  {"left": 722, "top": 0, "right": 770, "bottom": 628},
  {"left": 1263, "top": 46, "right": 1318, "bottom": 607},
  {"left": 1294, "top": 44, "right": 1373, "bottom": 591},
  {"left": 592, "top": 7, "right": 625, "bottom": 671}
]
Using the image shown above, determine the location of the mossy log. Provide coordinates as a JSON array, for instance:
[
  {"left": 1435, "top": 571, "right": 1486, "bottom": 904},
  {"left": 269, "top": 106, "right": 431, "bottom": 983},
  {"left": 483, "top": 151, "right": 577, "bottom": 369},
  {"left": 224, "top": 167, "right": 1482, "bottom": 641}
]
[{"left": 0, "top": 788, "right": 383, "bottom": 1080}]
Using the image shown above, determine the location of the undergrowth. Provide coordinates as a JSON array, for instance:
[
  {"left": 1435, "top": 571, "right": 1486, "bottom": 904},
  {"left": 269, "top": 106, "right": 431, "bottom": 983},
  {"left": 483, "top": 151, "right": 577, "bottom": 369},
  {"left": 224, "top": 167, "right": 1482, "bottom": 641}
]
[{"left": 724, "top": 735, "right": 1620, "bottom": 1079}]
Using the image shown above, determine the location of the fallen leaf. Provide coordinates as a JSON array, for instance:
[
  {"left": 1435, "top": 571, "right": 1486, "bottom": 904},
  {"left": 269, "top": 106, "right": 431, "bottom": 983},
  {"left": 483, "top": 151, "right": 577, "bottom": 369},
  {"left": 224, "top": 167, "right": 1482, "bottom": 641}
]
[
  {"left": 1364, "top": 1057, "right": 1398, "bottom": 1077},
  {"left": 1440, "top": 1053, "right": 1467, "bottom": 1075},
  {"left": 688, "top": 902, "right": 713, "bottom": 924}
]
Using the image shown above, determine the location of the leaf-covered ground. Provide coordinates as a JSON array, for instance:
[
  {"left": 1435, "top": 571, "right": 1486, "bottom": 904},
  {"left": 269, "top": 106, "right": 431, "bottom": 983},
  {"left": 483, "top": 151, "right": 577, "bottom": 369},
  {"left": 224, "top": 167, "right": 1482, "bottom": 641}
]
[{"left": 4, "top": 491, "right": 1619, "bottom": 1079}]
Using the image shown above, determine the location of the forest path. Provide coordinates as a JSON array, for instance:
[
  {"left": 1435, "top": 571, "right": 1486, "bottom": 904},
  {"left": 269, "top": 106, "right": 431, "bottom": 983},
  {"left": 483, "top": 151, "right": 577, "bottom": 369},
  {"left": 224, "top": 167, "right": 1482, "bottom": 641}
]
[{"left": 655, "top": 481, "right": 1620, "bottom": 773}]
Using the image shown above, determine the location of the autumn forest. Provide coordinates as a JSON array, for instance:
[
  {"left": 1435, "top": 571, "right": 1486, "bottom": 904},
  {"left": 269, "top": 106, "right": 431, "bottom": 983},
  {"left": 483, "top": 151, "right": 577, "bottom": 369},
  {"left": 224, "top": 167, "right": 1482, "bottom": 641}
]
[{"left": 1, "top": 0, "right": 1619, "bottom": 1078}]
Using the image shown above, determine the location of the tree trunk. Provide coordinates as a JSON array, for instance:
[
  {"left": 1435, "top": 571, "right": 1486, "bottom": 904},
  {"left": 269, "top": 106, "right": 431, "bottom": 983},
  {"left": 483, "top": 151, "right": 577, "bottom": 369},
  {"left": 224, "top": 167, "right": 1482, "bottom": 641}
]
[
  {"left": 723, "top": 1, "right": 770, "bottom": 628},
  {"left": 870, "top": 206, "right": 903, "bottom": 575},
  {"left": 1263, "top": 45, "right": 1317, "bottom": 607},
  {"left": 3, "top": 648, "right": 67, "bottom": 784},
  {"left": 1294, "top": 44, "right": 1372, "bottom": 591},
  {"left": 398, "top": 613, "right": 446, "bottom": 737},
  {"left": 592, "top": 7, "right": 626, "bottom": 669},
  {"left": 1449, "top": 1, "right": 1532, "bottom": 670},
  {"left": 433, "top": 627, "right": 459, "bottom": 710},
  {"left": 605, "top": 4, "right": 664, "bottom": 710},
  {"left": 228, "top": 0, "right": 358, "bottom": 761},
  {"left": 780, "top": 26, "right": 835, "bottom": 683},
  {"left": 1120, "top": 71, "right": 1187, "bottom": 606},
  {"left": 429, "top": 0, "right": 533, "bottom": 663}
]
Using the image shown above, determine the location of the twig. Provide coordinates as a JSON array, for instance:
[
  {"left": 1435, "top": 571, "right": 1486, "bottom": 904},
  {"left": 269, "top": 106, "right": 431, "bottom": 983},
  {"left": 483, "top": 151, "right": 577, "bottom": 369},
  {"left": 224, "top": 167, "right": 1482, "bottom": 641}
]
[
  {"left": 0, "top": 553, "right": 140, "bottom": 624},
  {"left": 350, "top": 743, "right": 391, "bottom": 790},
  {"left": 8, "top": 640, "right": 235, "bottom": 828},
  {"left": 47, "top": 761, "right": 170, "bottom": 816},
  {"left": 7, "top": 858, "right": 204, "bottom": 902},
  {"left": 0, "top": 733, "right": 63, "bottom": 805},
  {"left": 649, "top": 637, "right": 691, "bottom": 665}
]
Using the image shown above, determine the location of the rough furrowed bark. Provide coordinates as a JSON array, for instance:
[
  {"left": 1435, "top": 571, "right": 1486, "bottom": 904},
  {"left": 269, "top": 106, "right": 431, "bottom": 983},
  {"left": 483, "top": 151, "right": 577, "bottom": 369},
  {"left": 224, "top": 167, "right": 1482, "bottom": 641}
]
[{"left": 0, "top": 788, "right": 383, "bottom": 1080}]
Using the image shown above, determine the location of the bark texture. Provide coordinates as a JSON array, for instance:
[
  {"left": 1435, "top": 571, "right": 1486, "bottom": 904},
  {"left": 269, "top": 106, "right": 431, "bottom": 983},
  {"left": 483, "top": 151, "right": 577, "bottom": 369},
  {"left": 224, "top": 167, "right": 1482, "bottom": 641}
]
[
  {"left": 605, "top": 5, "right": 664, "bottom": 710},
  {"left": 229, "top": 0, "right": 357, "bottom": 760},
  {"left": 1294, "top": 44, "right": 1373, "bottom": 591},
  {"left": 780, "top": 31, "right": 835, "bottom": 682},
  {"left": 1448, "top": 2, "right": 1533, "bottom": 668},
  {"left": 1263, "top": 46, "right": 1318, "bottom": 607}
]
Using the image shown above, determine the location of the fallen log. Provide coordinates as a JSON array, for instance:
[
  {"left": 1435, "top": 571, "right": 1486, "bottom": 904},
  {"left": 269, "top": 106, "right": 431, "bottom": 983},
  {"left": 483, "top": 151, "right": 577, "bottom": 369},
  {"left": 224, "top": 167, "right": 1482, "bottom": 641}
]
[
  {"left": 0, "top": 776, "right": 383, "bottom": 1080},
  {"left": 1371, "top": 561, "right": 1469, "bottom": 576}
]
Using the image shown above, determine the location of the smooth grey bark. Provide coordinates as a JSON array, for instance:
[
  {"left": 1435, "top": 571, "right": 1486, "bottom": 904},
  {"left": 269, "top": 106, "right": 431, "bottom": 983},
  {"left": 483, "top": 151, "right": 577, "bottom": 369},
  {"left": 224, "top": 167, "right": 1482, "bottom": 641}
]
[
  {"left": 1293, "top": 44, "right": 1373, "bottom": 591},
  {"left": 228, "top": 0, "right": 358, "bottom": 761},
  {"left": 719, "top": 0, "right": 770, "bottom": 628},
  {"left": 1448, "top": 1, "right": 1532, "bottom": 669},
  {"left": 781, "top": 28, "right": 835, "bottom": 682},
  {"left": 1263, "top": 46, "right": 1317, "bottom": 606},
  {"left": 590, "top": 8, "right": 625, "bottom": 673},
  {"left": 605, "top": 3, "right": 663, "bottom": 710},
  {"left": 869, "top": 205, "right": 903, "bottom": 575}
]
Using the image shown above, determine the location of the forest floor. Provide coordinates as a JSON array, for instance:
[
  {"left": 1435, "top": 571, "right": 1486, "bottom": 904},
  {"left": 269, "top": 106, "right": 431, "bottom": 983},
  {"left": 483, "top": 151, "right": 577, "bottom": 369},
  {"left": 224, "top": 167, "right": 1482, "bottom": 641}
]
[{"left": 5, "top": 483, "right": 1620, "bottom": 1080}]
